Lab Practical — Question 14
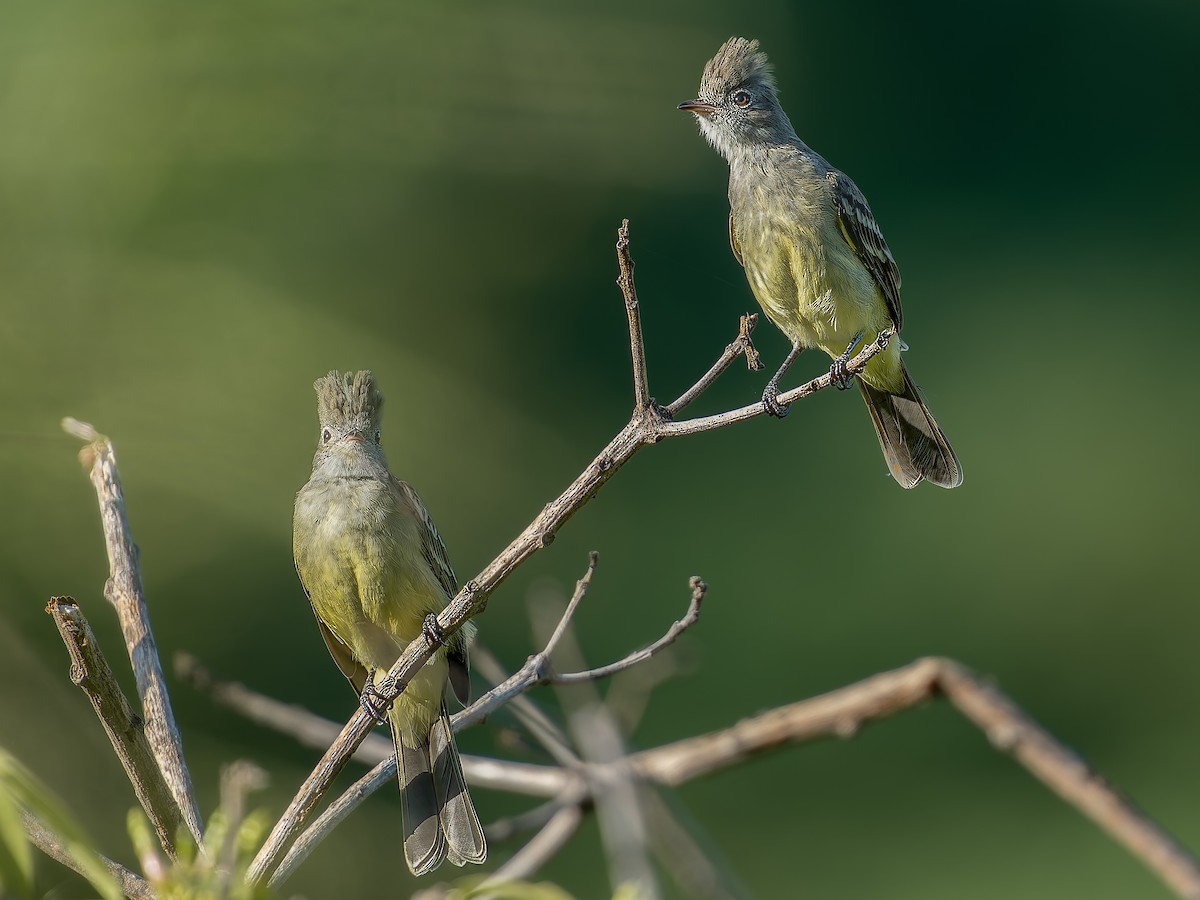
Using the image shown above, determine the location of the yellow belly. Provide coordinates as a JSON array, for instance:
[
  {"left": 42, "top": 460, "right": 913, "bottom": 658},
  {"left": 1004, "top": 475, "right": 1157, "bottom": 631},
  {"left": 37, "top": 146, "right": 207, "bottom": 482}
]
[{"left": 741, "top": 217, "right": 902, "bottom": 393}]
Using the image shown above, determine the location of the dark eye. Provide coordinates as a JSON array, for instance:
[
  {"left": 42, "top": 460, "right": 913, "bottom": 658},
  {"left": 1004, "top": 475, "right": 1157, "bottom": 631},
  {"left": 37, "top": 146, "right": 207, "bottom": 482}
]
[
  {"left": 731, "top": 89, "right": 752, "bottom": 108},
  {"left": 321, "top": 428, "right": 332, "bottom": 444},
  {"left": 374, "top": 430, "right": 381, "bottom": 443}
]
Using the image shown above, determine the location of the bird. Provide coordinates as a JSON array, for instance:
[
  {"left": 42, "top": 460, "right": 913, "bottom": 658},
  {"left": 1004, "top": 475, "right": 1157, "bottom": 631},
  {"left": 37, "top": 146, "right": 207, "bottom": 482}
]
[
  {"left": 679, "top": 37, "right": 962, "bottom": 489},
  {"left": 292, "top": 370, "right": 486, "bottom": 875}
]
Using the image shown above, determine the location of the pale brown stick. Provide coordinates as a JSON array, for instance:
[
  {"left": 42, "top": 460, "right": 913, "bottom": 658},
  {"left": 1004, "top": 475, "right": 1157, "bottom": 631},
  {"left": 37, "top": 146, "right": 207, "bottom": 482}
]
[
  {"left": 20, "top": 810, "right": 153, "bottom": 900},
  {"left": 61, "top": 418, "right": 204, "bottom": 843},
  {"left": 664, "top": 312, "right": 762, "bottom": 417},
  {"left": 631, "top": 657, "right": 1200, "bottom": 900},
  {"left": 46, "top": 597, "right": 182, "bottom": 856},
  {"left": 616, "top": 220, "right": 651, "bottom": 411},
  {"left": 199, "top": 640, "right": 1200, "bottom": 897}
]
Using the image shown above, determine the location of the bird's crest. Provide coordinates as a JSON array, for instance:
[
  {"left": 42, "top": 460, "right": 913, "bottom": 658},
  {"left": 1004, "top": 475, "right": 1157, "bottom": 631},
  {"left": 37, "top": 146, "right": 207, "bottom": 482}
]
[
  {"left": 701, "top": 37, "right": 776, "bottom": 97},
  {"left": 314, "top": 369, "right": 383, "bottom": 433}
]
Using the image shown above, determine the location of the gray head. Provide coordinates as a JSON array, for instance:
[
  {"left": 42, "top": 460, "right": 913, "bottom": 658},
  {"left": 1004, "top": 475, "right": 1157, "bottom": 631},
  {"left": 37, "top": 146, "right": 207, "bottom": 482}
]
[
  {"left": 310, "top": 369, "right": 388, "bottom": 475},
  {"left": 678, "top": 37, "right": 797, "bottom": 162}
]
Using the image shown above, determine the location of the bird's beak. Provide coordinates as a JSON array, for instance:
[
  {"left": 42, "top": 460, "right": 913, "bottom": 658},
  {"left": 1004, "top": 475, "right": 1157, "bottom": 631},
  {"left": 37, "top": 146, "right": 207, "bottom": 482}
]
[{"left": 678, "top": 98, "right": 716, "bottom": 117}]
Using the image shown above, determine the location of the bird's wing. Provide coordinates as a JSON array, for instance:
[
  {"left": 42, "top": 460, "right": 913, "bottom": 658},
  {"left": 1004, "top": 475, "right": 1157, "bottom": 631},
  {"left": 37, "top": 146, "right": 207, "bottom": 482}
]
[
  {"left": 395, "top": 478, "right": 472, "bottom": 705},
  {"left": 827, "top": 170, "right": 903, "bottom": 331},
  {"left": 300, "top": 580, "right": 370, "bottom": 694},
  {"left": 395, "top": 479, "right": 458, "bottom": 598},
  {"left": 728, "top": 211, "right": 744, "bottom": 267}
]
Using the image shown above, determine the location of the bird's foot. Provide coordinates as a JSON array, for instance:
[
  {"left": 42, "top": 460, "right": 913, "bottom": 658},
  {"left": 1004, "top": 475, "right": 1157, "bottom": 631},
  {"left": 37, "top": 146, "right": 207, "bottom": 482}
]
[
  {"left": 359, "top": 673, "right": 390, "bottom": 724},
  {"left": 829, "top": 357, "right": 854, "bottom": 391},
  {"left": 829, "top": 331, "right": 863, "bottom": 390},
  {"left": 762, "top": 382, "right": 791, "bottom": 418},
  {"left": 422, "top": 613, "right": 447, "bottom": 647}
]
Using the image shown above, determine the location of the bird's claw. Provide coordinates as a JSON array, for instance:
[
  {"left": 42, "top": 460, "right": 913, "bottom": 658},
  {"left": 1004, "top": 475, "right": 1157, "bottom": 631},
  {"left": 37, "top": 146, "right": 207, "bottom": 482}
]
[
  {"left": 830, "top": 358, "right": 854, "bottom": 391},
  {"left": 422, "top": 614, "right": 447, "bottom": 647},
  {"left": 359, "top": 678, "right": 390, "bottom": 724},
  {"left": 762, "top": 383, "right": 791, "bottom": 418}
]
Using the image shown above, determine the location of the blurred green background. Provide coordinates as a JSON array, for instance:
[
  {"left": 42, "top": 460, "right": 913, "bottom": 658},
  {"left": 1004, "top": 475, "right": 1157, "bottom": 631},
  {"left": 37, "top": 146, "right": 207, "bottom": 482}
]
[{"left": 2, "top": 1, "right": 1197, "bottom": 897}]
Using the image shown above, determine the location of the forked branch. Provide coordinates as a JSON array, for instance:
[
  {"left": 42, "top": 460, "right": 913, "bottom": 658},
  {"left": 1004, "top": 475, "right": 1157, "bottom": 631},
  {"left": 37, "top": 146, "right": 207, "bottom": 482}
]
[{"left": 245, "top": 219, "right": 891, "bottom": 884}]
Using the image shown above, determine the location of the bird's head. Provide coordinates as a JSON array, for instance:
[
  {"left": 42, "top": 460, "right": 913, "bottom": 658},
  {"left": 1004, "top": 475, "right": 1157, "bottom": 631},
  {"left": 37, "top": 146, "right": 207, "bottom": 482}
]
[
  {"left": 311, "top": 369, "right": 388, "bottom": 475},
  {"left": 678, "top": 37, "right": 795, "bottom": 162}
]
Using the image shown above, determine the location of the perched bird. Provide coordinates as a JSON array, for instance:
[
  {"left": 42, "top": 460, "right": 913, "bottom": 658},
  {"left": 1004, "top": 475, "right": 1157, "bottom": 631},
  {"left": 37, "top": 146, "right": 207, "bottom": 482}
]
[
  {"left": 292, "top": 370, "right": 486, "bottom": 875},
  {"left": 680, "top": 37, "right": 962, "bottom": 488}
]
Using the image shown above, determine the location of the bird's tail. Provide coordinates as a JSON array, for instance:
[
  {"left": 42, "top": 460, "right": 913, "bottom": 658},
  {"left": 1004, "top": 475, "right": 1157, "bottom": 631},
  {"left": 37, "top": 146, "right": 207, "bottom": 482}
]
[
  {"left": 393, "top": 702, "right": 487, "bottom": 876},
  {"left": 857, "top": 363, "right": 962, "bottom": 489}
]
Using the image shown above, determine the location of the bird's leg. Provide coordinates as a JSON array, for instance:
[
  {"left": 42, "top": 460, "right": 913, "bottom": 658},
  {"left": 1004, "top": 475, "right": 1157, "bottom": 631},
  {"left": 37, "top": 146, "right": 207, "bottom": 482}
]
[
  {"left": 829, "top": 331, "right": 864, "bottom": 390},
  {"left": 422, "top": 613, "right": 447, "bottom": 648},
  {"left": 762, "top": 343, "right": 803, "bottom": 418},
  {"left": 358, "top": 668, "right": 390, "bottom": 724}
]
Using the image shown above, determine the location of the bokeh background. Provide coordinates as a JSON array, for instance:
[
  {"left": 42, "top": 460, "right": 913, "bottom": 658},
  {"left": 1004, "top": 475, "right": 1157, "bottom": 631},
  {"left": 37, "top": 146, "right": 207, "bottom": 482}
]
[{"left": 2, "top": 1, "right": 1198, "bottom": 897}]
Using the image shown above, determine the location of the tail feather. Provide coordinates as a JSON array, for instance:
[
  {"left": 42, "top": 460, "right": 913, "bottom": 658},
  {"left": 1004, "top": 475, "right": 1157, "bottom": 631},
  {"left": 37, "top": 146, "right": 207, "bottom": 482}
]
[
  {"left": 431, "top": 702, "right": 487, "bottom": 866},
  {"left": 393, "top": 718, "right": 447, "bottom": 876},
  {"left": 857, "top": 364, "right": 962, "bottom": 489},
  {"left": 392, "top": 704, "right": 487, "bottom": 876}
]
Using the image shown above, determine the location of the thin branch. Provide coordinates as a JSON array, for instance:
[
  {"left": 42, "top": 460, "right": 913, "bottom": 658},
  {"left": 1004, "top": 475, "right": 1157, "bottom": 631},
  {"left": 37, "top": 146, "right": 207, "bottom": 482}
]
[
  {"left": 664, "top": 313, "right": 762, "bottom": 417},
  {"left": 61, "top": 418, "right": 204, "bottom": 843},
  {"left": 46, "top": 597, "right": 182, "bottom": 856},
  {"left": 245, "top": 223, "right": 896, "bottom": 885},
  {"left": 616, "top": 219, "right": 651, "bottom": 411},
  {"left": 268, "top": 759, "right": 391, "bottom": 887},
  {"left": 630, "top": 657, "right": 1200, "bottom": 900},
  {"left": 553, "top": 575, "right": 705, "bottom": 685},
  {"left": 539, "top": 551, "right": 600, "bottom": 662},
  {"left": 657, "top": 327, "right": 895, "bottom": 438},
  {"left": 20, "top": 810, "right": 154, "bottom": 900},
  {"left": 468, "top": 645, "right": 580, "bottom": 767}
]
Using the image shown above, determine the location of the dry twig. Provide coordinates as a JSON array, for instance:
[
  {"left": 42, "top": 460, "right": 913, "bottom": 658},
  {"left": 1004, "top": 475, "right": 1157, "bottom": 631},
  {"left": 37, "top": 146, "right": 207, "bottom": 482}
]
[
  {"left": 45, "top": 597, "right": 182, "bottom": 855},
  {"left": 60, "top": 418, "right": 204, "bottom": 843},
  {"left": 20, "top": 810, "right": 154, "bottom": 900}
]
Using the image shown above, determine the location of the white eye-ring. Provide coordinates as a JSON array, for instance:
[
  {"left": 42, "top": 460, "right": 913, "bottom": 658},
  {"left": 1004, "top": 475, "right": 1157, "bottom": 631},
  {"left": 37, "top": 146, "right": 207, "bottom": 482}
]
[
  {"left": 731, "top": 89, "right": 752, "bottom": 108},
  {"left": 321, "top": 428, "right": 332, "bottom": 444}
]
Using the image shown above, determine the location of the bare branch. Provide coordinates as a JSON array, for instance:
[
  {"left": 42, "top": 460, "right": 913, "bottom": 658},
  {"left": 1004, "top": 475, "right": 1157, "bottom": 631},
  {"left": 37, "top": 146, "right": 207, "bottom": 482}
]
[
  {"left": 468, "top": 645, "right": 580, "bottom": 766},
  {"left": 665, "top": 313, "right": 762, "bottom": 417},
  {"left": 631, "top": 657, "right": 1200, "bottom": 900},
  {"left": 246, "top": 220, "right": 876, "bottom": 883},
  {"left": 61, "top": 418, "right": 204, "bottom": 842},
  {"left": 657, "top": 327, "right": 894, "bottom": 438},
  {"left": 268, "top": 759, "right": 391, "bottom": 887},
  {"left": 616, "top": 219, "right": 651, "bottom": 411},
  {"left": 46, "top": 597, "right": 182, "bottom": 856},
  {"left": 539, "top": 551, "right": 600, "bottom": 663},
  {"left": 20, "top": 809, "right": 154, "bottom": 900},
  {"left": 553, "top": 575, "right": 705, "bottom": 685}
]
